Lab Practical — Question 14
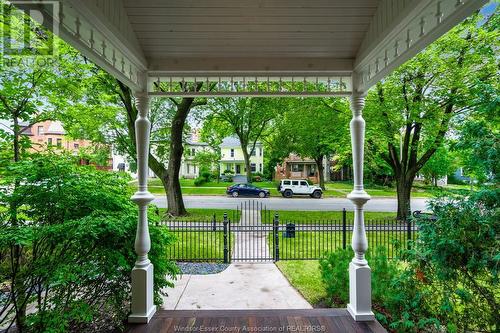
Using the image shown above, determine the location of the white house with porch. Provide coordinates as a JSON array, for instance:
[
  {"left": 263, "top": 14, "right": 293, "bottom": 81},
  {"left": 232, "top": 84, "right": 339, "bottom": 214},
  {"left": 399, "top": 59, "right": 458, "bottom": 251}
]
[
  {"left": 219, "top": 136, "right": 264, "bottom": 179},
  {"left": 12, "top": 0, "right": 488, "bottom": 328}
]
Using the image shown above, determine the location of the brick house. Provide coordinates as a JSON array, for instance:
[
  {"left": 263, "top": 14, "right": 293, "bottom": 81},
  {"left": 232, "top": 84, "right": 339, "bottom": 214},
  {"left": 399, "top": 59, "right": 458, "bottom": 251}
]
[{"left": 23, "top": 120, "right": 112, "bottom": 170}]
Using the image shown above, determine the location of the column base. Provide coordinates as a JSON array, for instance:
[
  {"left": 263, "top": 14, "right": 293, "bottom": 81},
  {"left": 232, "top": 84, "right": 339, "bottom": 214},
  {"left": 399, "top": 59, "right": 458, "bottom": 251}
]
[
  {"left": 347, "top": 304, "right": 375, "bottom": 321},
  {"left": 347, "top": 261, "right": 374, "bottom": 322},
  {"left": 128, "top": 305, "right": 156, "bottom": 324},
  {"left": 129, "top": 263, "right": 156, "bottom": 324}
]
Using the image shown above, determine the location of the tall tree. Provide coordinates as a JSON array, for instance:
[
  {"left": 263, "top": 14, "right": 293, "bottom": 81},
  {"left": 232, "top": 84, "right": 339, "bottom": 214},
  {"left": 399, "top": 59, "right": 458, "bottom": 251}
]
[
  {"left": 273, "top": 97, "right": 350, "bottom": 189},
  {"left": 59, "top": 66, "right": 207, "bottom": 216},
  {"left": 160, "top": 83, "right": 206, "bottom": 216},
  {"left": 364, "top": 12, "right": 498, "bottom": 220},
  {"left": 206, "top": 98, "right": 277, "bottom": 182},
  {"left": 90, "top": 79, "right": 206, "bottom": 217}
]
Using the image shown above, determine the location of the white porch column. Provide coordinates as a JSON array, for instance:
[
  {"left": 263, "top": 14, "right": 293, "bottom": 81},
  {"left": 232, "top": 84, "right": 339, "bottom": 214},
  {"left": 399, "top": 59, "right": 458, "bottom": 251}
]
[
  {"left": 128, "top": 91, "right": 156, "bottom": 323},
  {"left": 346, "top": 93, "right": 375, "bottom": 321}
]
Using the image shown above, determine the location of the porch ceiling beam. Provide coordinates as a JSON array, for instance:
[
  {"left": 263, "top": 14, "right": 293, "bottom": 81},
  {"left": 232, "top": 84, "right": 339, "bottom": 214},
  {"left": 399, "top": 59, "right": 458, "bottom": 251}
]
[
  {"left": 148, "top": 91, "right": 351, "bottom": 98},
  {"left": 354, "top": 0, "right": 488, "bottom": 92},
  {"left": 148, "top": 57, "right": 354, "bottom": 73},
  {"left": 147, "top": 73, "right": 352, "bottom": 97}
]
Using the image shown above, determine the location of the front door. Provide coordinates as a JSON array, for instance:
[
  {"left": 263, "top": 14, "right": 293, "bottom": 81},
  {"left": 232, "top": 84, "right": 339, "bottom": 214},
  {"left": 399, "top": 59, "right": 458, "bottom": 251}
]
[{"left": 236, "top": 164, "right": 241, "bottom": 174}]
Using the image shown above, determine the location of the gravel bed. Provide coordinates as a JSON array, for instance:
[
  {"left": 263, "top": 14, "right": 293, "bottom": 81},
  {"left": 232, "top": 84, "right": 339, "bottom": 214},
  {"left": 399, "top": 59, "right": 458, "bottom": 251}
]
[{"left": 176, "top": 262, "right": 229, "bottom": 275}]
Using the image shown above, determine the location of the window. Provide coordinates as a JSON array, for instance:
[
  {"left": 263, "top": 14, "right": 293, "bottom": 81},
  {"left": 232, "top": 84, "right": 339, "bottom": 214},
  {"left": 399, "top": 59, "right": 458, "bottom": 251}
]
[
  {"left": 251, "top": 163, "right": 256, "bottom": 172},
  {"left": 292, "top": 180, "right": 299, "bottom": 186},
  {"left": 283, "top": 180, "right": 291, "bottom": 185},
  {"left": 259, "top": 163, "right": 262, "bottom": 172},
  {"left": 187, "top": 164, "right": 190, "bottom": 174},
  {"left": 56, "top": 138, "right": 62, "bottom": 148},
  {"left": 259, "top": 147, "right": 262, "bottom": 156},
  {"left": 308, "top": 164, "right": 316, "bottom": 177},
  {"left": 300, "top": 181, "right": 308, "bottom": 186},
  {"left": 192, "top": 148, "right": 196, "bottom": 156},
  {"left": 74, "top": 143, "right": 79, "bottom": 149},
  {"left": 230, "top": 149, "right": 234, "bottom": 157},
  {"left": 47, "top": 138, "right": 52, "bottom": 146},
  {"left": 291, "top": 164, "right": 304, "bottom": 172},
  {"left": 37, "top": 126, "right": 44, "bottom": 135},
  {"left": 251, "top": 149, "right": 256, "bottom": 156}
]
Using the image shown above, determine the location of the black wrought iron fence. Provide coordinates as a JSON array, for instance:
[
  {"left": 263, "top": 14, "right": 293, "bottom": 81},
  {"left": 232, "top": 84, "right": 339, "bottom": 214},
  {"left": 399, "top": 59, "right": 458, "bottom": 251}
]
[
  {"left": 161, "top": 207, "right": 418, "bottom": 262},
  {"left": 276, "top": 211, "right": 417, "bottom": 260}
]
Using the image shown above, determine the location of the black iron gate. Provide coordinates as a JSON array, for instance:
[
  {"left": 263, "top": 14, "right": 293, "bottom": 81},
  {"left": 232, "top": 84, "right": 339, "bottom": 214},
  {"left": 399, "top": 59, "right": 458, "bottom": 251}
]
[{"left": 229, "top": 200, "right": 276, "bottom": 262}]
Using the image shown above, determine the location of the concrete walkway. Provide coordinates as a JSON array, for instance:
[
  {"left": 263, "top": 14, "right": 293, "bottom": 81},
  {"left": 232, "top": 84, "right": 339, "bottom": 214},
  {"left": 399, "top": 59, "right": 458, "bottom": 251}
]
[
  {"left": 232, "top": 208, "right": 272, "bottom": 261},
  {"left": 162, "top": 264, "right": 312, "bottom": 310}
]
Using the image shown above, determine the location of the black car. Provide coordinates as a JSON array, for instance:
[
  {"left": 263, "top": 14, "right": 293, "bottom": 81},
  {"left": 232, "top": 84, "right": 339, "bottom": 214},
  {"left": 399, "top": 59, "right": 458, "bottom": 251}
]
[{"left": 226, "top": 183, "right": 270, "bottom": 198}]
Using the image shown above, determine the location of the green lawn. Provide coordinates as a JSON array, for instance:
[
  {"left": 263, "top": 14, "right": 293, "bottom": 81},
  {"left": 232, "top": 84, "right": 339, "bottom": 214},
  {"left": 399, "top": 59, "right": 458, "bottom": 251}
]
[
  {"left": 158, "top": 208, "right": 239, "bottom": 222},
  {"left": 272, "top": 231, "right": 408, "bottom": 260},
  {"left": 270, "top": 210, "right": 396, "bottom": 224},
  {"left": 166, "top": 230, "right": 228, "bottom": 262},
  {"left": 276, "top": 260, "right": 327, "bottom": 306},
  {"left": 159, "top": 208, "right": 396, "bottom": 224}
]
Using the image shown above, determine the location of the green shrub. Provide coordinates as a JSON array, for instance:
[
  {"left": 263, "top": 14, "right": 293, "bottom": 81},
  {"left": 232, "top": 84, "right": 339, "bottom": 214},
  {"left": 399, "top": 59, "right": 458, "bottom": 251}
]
[
  {"left": 408, "top": 189, "right": 499, "bottom": 332},
  {"left": 319, "top": 248, "right": 351, "bottom": 306},
  {"left": 200, "top": 171, "right": 212, "bottom": 182},
  {"left": 320, "top": 247, "right": 398, "bottom": 308},
  {"left": 320, "top": 190, "right": 499, "bottom": 332},
  {"left": 0, "top": 153, "right": 178, "bottom": 332},
  {"left": 194, "top": 176, "right": 206, "bottom": 186},
  {"left": 252, "top": 175, "right": 262, "bottom": 182}
]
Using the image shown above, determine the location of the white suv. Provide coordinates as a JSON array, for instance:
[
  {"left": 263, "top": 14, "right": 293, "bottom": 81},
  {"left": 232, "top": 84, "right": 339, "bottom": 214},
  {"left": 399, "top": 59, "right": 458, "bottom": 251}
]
[{"left": 277, "top": 179, "right": 323, "bottom": 199}]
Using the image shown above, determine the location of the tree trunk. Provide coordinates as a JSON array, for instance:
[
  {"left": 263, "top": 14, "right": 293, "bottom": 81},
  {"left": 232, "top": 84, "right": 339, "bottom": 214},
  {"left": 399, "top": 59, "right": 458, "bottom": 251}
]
[
  {"left": 241, "top": 145, "right": 252, "bottom": 183},
  {"left": 166, "top": 99, "right": 190, "bottom": 215},
  {"left": 11, "top": 114, "right": 27, "bottom": 333},
  {"left": 315, "top": 156, "right": 326, "bottom": 190},
  {"left": 396, "top": 177, "right": 413, "bottom": 221},
  {"left": 117, "top": 80, "right": 204, "bottom": 216}
]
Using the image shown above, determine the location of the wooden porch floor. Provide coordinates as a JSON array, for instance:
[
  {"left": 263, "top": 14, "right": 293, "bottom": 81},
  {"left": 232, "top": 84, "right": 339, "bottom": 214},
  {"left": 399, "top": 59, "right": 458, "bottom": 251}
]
[{"left": 126, "top": 309, "right": 387, "bottom": 333}]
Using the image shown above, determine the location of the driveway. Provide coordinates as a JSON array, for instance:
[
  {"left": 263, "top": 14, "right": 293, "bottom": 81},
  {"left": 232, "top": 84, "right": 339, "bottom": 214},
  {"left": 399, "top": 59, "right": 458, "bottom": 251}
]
[
  {"left": 162, "top": 264, "right": 312, "bottom": 310},
  {"left": 152, "top": 195, "right": 429, "bottom": 212}
]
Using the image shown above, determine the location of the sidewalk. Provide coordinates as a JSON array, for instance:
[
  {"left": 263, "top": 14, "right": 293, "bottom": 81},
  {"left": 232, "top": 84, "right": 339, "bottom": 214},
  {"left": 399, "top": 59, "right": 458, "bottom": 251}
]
[{"left": 162, "top": 264, "right": 312, "bottom": 310}]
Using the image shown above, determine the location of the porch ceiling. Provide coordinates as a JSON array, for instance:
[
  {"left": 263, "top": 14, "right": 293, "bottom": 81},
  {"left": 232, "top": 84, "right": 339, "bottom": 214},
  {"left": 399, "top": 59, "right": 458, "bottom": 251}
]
[{"left": 12, "top": 0, "right": 487, "bottom": 92}]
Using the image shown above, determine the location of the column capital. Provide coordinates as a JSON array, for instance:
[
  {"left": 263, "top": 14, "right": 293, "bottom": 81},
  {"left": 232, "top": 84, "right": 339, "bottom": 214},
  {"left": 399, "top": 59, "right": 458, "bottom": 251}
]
[
  {"left": 350, "top": 94, "right": 366, "bottom": 116},
  {"left": 135, "top": 91, "right": 149, "bottom": 116}
]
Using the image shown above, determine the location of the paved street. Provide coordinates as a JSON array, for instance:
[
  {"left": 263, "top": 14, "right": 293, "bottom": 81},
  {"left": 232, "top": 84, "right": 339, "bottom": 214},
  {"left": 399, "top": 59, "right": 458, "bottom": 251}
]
[{"left": 152, "top": 195, "right": 429, "bottom": 212}]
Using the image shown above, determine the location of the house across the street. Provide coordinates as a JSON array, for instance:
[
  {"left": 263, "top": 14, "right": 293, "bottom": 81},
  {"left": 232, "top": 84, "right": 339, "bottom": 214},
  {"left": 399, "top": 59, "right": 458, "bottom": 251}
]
[
  {"left": 180, "top": 139, "right": 212, "bottom": 178},
  {"left": 219, "top": 136, "right": 264, "bottom": 180},
  {"left": 2, "top": 120, "right": 114, "bottom": 170}
]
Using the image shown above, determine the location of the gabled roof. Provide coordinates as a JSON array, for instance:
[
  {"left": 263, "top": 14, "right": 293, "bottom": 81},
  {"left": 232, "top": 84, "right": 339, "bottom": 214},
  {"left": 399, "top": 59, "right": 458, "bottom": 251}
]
[
  {"left": 45, "top": 121, "right": 66, "bottom": 135},
  {"left": 220, "top": 136, "right": 262, "bottom": 148},
  {"left": 185, "top": 139, "right": 209, "bottom": 147}
]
